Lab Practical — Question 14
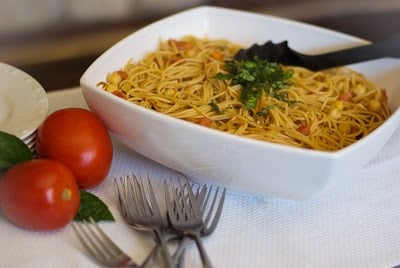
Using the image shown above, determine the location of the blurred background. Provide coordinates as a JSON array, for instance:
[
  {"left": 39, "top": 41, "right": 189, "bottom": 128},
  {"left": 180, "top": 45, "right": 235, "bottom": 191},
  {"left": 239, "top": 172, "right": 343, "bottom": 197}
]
[{"left": 0, "top": 0, "right": 399, "bottom": 90}]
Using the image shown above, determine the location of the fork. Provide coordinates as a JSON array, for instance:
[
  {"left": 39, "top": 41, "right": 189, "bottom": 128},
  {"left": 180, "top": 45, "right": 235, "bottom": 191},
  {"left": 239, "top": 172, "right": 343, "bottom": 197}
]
[
  {"left": 171, "top": 183, "right": 226, "bottom": 263},
  {"left": 72, "top": 217, "right": 157, "bottom": 267},
  {"left": 165, "top": 179, "right": 225, "bottom": 268},
  {"left": 114, "top": 174, "right": 174, "bottom": 268}
]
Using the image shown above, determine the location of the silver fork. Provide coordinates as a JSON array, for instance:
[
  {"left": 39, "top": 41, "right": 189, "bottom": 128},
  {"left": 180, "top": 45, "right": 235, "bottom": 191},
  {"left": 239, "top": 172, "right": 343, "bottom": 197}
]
[
  {"left": 72, "top": 217, "right": 157, "bottom": 267},
  {"left": 114, "top": 174, "right": 174, "bottom": 268},
  {"left": 171, "top": 183, "right": 226, "bottom": 263},
  {"left": 165, "top": 180, "right": 226, "bottom": 268}
]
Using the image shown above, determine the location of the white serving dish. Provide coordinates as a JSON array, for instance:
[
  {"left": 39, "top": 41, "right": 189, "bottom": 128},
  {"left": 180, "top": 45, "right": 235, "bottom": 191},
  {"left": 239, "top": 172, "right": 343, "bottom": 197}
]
[{"left": 80, "top": 6, "right": 400, "bottom": 200}]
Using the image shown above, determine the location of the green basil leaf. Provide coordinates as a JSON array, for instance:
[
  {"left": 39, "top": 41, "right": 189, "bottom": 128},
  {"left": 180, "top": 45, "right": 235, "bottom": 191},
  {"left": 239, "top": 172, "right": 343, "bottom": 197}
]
[
  {"left": 0, "top": 131, "right": 33, "bottom": 173},
  {"left": 74, "top": 190, "right": 115, "bottom": 222}
]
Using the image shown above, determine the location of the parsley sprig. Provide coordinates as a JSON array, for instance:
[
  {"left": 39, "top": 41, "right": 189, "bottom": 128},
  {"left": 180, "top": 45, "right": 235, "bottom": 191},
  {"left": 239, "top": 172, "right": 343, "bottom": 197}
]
[
  {"left": 215, "top": 58, "right": 293, "bottom": 109},
  {"left": 208, "top": 99, "right": 232, "bottom": 114}
]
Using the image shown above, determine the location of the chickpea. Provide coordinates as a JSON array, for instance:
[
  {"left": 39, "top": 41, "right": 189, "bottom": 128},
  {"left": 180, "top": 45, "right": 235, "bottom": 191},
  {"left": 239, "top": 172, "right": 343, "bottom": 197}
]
[
  {"left": 105, "top": 83, "right": 118, "bottom": 93},
  {"left": 368, "top": 99, "right": 381, "bottom": 112},
  {"left": 107, "top": 72, "right": 122, "bottom": 85},
  {"left": 352, "top": 84, "right": 366, "bottom": 96},
  {"left": 333, "top": 100, "right": 344, "bottom": 111},
  {"left": 329, "top": 108, "right": 341, "bottom": 119}
]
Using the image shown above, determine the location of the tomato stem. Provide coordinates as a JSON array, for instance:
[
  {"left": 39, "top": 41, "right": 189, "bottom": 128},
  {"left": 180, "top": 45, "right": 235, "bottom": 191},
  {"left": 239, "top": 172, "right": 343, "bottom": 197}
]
[{"left": 62, "top": 188, "right": 72, "bottom": 202}]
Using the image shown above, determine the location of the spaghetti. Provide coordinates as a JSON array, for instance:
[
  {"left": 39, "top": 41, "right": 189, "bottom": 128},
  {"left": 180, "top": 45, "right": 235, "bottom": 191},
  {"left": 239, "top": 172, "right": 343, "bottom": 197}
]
[{"left": 98, "top": 35, "right": 390, "bottom": 151}]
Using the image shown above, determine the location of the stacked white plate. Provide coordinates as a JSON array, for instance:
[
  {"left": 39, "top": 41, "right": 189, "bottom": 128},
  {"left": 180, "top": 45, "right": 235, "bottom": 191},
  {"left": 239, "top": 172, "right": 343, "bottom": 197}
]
[{"left": 0, "top": 62, "right": 49, "bottom": 154}]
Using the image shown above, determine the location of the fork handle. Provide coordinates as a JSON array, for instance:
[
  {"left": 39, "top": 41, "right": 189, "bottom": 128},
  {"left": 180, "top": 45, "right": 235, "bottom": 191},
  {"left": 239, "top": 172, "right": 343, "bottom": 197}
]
[
  {"left": 172, "top": 236, "right": 189, "bottom": 262},
  {"left": 189, "top": 233, "right": 214, "bottom": 268},
  {"left": 153, "top": 229, "right": 175, "bottom": 268}
]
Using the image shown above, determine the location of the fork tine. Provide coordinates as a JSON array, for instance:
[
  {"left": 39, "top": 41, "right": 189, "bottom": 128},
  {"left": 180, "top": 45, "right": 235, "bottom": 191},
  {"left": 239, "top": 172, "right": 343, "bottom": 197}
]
[
  {"left": 174, "top": 179, "right": 188, "bottom": 219},
  {"left": 164, "top": 180, "right": 176, "bottom": 223},
  {"left": 115, "top": 177, "right": 141, "bottom": 228},
  {"left": 72, "top": 218, "right": 132, "bottom": 267},
  {"left": 199, "top": 185, "right": 213, "bottom": 215},
  {"left": 196, "top": 184, "right": 208, "bottom": 205},
  {"left": 144, "top": 173, "right": 160, "bottom": 216},
  {"left": 114, "top": 178, "right": 127, "bottom": 218},
  {"left": 72, "top": 220, "right": 104, "bottom": 260},
  {"left": 180, "top": 180, "right": 196, "bottom": 219},
  {"left": 130, "top": 175, "right": 142, "bottom": 215},
  {"left": 124, "top": 175, "right": 147, "bottom": 220},
  {"left": 184, "top": 179, "right": 200, "bottom": 219},
  {"left": 177, "top": 180, "right": 190, "bottom": 218},
  {"left": 115, "top": 176, "right": 136, "bottom": 222},
  {"left": 164, "top": 180, "right": 173, "bottom": 215},
  {"left": 88, "top": 217, "right": 122, "bottom": 256},
  {"left": 202, "top": 186, "right": 218, "bottom": 224},
  {"left": 134, "top": 175, "right": 148, "bottom": 217},
  {"left": 202, "top": 188, "right": 226, "bottom": 235},
  {"left": 129, "top": 175, "right": 144, "bottom": 217}
]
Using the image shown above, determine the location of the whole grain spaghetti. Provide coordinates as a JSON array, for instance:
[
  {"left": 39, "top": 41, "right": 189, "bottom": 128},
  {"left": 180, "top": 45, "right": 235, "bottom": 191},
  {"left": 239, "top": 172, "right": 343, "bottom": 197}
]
[{"left": 98, "top": 35, "right": 390, "bottom": 151}]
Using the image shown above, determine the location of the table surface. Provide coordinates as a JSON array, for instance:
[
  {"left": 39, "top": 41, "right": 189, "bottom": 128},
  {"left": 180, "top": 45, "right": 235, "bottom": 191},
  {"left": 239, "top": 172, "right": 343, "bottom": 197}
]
[
  {"left": 1, "top": 4, "right": 400, "bottom": 266},
  {"left": 0, "top": 2, "right": 398, "bottom": 91}
]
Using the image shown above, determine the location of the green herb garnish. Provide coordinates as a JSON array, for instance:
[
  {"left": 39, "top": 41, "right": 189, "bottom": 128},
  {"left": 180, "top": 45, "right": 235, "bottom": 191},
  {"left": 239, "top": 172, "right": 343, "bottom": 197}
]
[
  {"left": 214, "top": 58, "right": 293, "bottom": 109},
  {"left": 209, "top": 99, "right": 221, "bottom": 113},
  {"left": 0, "top": 131, "right": 33, "bottom": 173},
  {"left": 208, "top": 99, "right": 232, "bottom": 114},
  {"left": 256, "top": 105, "right": 277, "bottom": 116},
  {"left": 74, "top": 190, "right": 115, "bottom": 222}
]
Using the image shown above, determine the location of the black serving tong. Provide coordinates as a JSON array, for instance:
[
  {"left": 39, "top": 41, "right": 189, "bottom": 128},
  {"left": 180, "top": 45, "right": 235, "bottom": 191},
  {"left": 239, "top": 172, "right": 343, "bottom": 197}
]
[{"left": 234, "top": 33, "right": 400, "bottom": 71}]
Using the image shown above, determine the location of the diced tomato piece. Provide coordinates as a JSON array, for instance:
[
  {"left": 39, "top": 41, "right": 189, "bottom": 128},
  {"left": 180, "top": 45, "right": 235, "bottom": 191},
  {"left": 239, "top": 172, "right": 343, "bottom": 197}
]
[
  {"left": 117, "top": 70, "right": 128, "bottom": 80},
  {"left": 165, "top": 55, "right": 182, "bottom": 64},
  {"left": 196, "top": 117, "right": 211, "bottom": 127},
  {"left": 339, "top": 91, "right": 352, "bottom": 102},
  {"left": 112, "top": 90, "right": 126, "bottom": 98},
  {"left": 297, "top": 124, "right": 311, "bottom": 136},
  {"left": 210, "top": 50, "right": 223, "bottom": 60},
  {"left": 168, "top": 39, "right": 194, "bottom": 50}
]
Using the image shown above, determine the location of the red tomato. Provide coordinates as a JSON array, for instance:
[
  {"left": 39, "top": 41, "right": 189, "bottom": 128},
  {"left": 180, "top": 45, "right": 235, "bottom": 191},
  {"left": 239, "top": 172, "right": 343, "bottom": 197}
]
[
  {"left": 0, "top": 159, "right": 80, "bottom": 231},
  {"left": 36, "top": 108, "right": 113, "bottom": 188}
]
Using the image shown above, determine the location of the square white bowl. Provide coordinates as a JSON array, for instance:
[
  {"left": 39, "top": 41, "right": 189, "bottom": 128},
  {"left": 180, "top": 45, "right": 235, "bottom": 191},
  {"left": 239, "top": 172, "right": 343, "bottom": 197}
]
[{"left": 80, "top": 6, "right": 400, "bottom": 200}]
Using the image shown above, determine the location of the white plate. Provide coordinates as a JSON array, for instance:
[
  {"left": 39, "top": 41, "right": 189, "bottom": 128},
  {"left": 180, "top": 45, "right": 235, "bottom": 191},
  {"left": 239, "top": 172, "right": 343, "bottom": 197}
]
[
  {"left": 0, "top": 62, "right": 48, "bottom": 140},
  {"left": 22, "top": 132, "right": 36, "bottom": 144}
]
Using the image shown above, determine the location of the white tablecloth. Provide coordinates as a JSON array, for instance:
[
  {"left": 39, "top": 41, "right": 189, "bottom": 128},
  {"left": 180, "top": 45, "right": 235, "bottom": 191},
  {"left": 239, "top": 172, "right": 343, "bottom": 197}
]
[{"left": 1, "top": 87, "right": 399, "bottom": 268}]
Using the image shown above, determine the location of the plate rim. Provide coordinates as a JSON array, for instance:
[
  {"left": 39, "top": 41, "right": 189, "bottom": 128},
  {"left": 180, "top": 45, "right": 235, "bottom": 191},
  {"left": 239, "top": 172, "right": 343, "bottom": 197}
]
[{"left": 0, "top": 62, "right": 49, "bottom": 140}]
